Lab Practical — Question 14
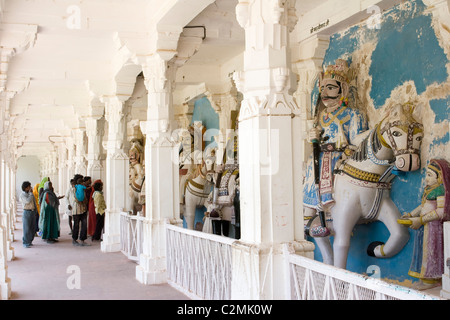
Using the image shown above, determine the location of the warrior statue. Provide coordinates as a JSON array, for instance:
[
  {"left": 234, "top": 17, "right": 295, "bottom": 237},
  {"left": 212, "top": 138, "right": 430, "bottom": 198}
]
[
  {"left": 179, "top": 122, "right": 206, "bottom": 218},
  {"left": 303, "top": 59, "right": 368, "bottom": 237},
  {"left": 204, "top": 123, "right": 240, "bottom": 238}
]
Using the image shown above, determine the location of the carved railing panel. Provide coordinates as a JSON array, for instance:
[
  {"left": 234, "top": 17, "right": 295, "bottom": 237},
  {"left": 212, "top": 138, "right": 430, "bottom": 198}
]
[
  {"left": 285, "top": 250, "right": 441, "bottom": 300},
  {"left": 120, "top": 212, "right": 144, "bottom": 262},
  {"left": 166, "top": 224, "right": 234, "bottom": 300}
]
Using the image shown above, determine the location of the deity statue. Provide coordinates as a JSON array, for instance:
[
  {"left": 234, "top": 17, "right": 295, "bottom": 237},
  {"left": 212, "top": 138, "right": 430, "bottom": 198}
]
[
  {"left": 203, "top": 124, "right": 240, "bottom": 238},
  {"left": 179, "top": 122, "right": 206, "bottom": 217},
  {"left": 399, "top": 159, "right": 450, "bottom": 290},
  {"left": 129, "top": 138, "right": 145, "bottom": 215},
  {"left": 303, "top": 59, "right": 368, "bottom": 237}
]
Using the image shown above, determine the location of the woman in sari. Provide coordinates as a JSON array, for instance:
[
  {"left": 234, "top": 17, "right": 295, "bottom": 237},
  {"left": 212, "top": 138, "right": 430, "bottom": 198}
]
[
  {"left": 402, "top": 159, "right": 450, "bottom": 290},
  {"left": 32, "top": 183, "right": 41, "bottom": 235},
  {"left": 38, "top": 177, "right": 50, "bottom": 204},
  {"left": 38, "top": 181, "right": 61, "bottom": 243}
]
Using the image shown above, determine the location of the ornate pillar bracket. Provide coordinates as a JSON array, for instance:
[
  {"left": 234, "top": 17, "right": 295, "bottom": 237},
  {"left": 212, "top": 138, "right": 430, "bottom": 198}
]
[{"left": 83, "top": 102, "right": 105, "bottom": 178}]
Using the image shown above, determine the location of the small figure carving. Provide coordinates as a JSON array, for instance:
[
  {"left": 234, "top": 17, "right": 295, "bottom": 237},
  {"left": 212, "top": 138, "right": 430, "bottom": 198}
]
[{"left": 399, "top": 159, "right": 450, "bottom": 290}]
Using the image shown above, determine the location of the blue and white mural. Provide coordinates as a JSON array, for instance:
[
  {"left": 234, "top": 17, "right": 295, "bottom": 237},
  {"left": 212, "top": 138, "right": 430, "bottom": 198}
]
[{"left": 308, "top": 0, "right": 450, "bottom": 284}]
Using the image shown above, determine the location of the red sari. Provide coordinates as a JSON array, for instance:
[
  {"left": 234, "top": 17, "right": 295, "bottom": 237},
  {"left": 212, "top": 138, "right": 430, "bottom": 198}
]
[{"left": 86, "top": 187, "right": 96, "bottom": 236}]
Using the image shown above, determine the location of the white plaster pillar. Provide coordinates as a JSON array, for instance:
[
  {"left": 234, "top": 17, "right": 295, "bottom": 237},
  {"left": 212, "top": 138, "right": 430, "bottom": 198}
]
[
  {"left": 0, "top": 149, "right": 9, "bottom": 300},
  {"left": 291, "top": 34, "right": 330, "bottom": 239},
  {"left": 73, "top": 128, "right": 87, "bottom": 176},
  {"left": 101, "top": 96, "right": 129, "bottom": 253},
  {"left": 0, "top": 159, "right": 13, "bottom": 261},
  {"left": 0, "top": 179, "right": 10, "bottom": 300},
  {"left": 9, "top": 162, "right": 17, "bottom": 228},
  {"left": 85, "top": 115, "right": 105, "bottom": 181},
  {"left": 57, "top": 145, "right": 67, "bottom": 195},
  {"left": 49, "top": 150, "right": 58, "bottom": 192},
  {"left": 136, "top": 54, "right": 182, "bottom": 285},
  {"left": 66, "top": 137, "right": 76, "bottom": 182},
  {"left": 230, "top": 0, "right": 314, "bottom": 300}
]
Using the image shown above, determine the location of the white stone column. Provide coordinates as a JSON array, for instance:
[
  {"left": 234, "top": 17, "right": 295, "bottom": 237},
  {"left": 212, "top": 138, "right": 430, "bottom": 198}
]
[
  {"left": 57, "top": 145, "right": 68, "bottom": 196},
  {"left": 230, "top": 0, "right": 314, "bottom": 300},
  {"left": 101, "top": 96, "right": 129, "bottom": 253},
  {"left": 0, "top": 159, "right": 13, "bottom": 261},
  {"left": 136, "top": 54, "right": 182, "bottom": 285},
  {"left": 0, "top": 188, "right": 10, "bottom": 300},
  {"left": 291, "top": 34, "right": 330, "bottom": 239},
  {"left": 66, "top": 137, "right": 76, "bottom": 182},
  {"left": 85, "top": 115, "right": 105, "bottom": 181},
  {"left": 49, "top": 150, "right": 58, "bottom": 192},
  {"left": 73, "top": 128, "right": 87, "bottom": 176},
  {"left": 9, "top": 163, "right": 17, "bottom": 228}
]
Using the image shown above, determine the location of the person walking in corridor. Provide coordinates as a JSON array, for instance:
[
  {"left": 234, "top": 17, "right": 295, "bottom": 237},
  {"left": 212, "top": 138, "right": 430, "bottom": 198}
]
[
  {"left": 38, "top": 181, "right": 61, "bottom": 244},
  {"left": 32, "top": 183, "right": 41, "bottom": 236},
  {"left": 19, "top": 181, "right": 38, "bottom": 248},
  {"left": 65, "top": 178, "right": 76, "bottom": 235},
  {"left": 72, "top": 175, "right": 91, "bottom": 246}
]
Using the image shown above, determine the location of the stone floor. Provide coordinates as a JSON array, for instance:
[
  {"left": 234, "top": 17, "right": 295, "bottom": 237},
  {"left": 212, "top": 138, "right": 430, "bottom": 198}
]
[{"left": 7, "top": 207, "right": 189, "bottom": 300}]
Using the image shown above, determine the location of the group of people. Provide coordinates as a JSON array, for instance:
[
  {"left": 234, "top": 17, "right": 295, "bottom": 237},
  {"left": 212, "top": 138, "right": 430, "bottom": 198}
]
[{"left": 19, "top": 175, "right": 106, "bottom": 248}]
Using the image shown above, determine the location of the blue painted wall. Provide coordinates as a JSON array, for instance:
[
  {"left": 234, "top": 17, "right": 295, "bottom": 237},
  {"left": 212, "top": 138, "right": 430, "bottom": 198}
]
[
  {"left": 308, "top": 0, "right": 450, "bottom": 284},
  {"left": 182, "top": 97, "right": 220, "bottom": 230}
]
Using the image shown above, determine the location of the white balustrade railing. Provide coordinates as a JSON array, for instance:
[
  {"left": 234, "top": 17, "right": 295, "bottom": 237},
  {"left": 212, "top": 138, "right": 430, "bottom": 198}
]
[
  {"left": 285, "top": 248, "right": 442, "bottom": 300},
  {"left": 120, "top": 212, "right": 144, "bottom": 262},
  {"left": 166, "top": 224, "right": 235, "bottom": 300}
]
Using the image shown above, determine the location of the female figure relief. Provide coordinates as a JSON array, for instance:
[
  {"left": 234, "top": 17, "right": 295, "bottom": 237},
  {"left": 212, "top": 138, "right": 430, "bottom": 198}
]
[{"left": 400, "top": 159, "right": 450, "bottom": 290}]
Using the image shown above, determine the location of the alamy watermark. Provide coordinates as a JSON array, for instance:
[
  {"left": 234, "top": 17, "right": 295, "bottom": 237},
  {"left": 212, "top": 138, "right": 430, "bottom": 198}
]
[
  {"left": 66, "top": 5, "right": 81, "bottom": 30},
  {"left": 366, "top": 265, "right": 381, "bottom": 279},
  {"left": 66, "top": 265, "right": 81, "bottom": 290},
  {"left": 367, "top": 5, "right": 382, "bottom": 30}
]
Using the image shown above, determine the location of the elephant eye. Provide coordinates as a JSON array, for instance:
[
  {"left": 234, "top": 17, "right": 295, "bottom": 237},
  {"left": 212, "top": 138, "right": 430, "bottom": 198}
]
[
  {"left": 416, "top": 136, "right": 423, "bottom": 142},
  {"left": 392, "top": 131, "right": 402, "bottom": 137}
]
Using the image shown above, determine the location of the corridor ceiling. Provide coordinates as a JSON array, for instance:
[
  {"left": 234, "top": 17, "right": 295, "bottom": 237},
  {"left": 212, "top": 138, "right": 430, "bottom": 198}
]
[{"left": 0, "top": 0, "right": 357, "bottom": 162}]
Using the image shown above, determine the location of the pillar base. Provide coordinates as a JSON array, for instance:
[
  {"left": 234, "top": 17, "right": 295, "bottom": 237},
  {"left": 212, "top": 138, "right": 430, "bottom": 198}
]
[
  {"left": 100, "top": 233, "right": 121, "bottom": 253},
  {"left": 231, "top": 240, "right": 314, "bottom": 300},
  {"left": 135, "top": 254, "right": 167, "bottom": 285},
  {"left": 7, "top": 242, "right": 14, "bottom": 261},
  {"left": 441, "top": 274, "right": 450, "bottom": 299}
]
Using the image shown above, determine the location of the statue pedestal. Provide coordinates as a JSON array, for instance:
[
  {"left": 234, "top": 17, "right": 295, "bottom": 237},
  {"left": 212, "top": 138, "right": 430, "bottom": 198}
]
[{"left": 441, "top": 222, "right": 450, "bottom": 299}]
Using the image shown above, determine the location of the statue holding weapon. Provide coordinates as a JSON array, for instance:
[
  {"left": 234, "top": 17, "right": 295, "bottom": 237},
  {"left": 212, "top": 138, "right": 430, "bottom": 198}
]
[{"left": 303, "top": 59, "right": 368, "bottom": 237}]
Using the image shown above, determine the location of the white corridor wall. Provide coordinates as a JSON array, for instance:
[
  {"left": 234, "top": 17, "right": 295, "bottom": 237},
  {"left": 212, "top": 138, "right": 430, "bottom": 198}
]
[{"left": 15, "top": 156, "right": 41, "bottom": 198}]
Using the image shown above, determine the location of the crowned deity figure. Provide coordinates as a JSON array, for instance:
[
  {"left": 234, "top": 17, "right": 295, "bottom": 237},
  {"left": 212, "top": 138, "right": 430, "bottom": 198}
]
[
  {"left": 303, "top": 59, "right": 368, "bottom": 237},
  {"left": 399, "top": 159, "right": 450, "bottom": 290}
]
